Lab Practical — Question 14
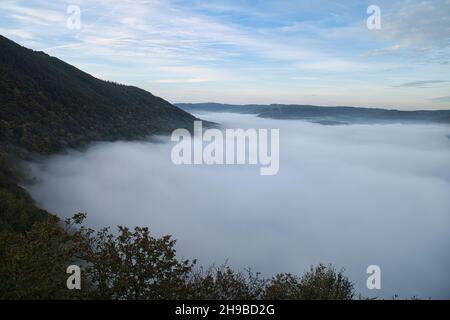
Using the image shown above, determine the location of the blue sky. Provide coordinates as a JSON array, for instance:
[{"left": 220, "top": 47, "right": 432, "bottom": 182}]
[{"left": 1, "top": 0, "right": 449, "bottom": 109}]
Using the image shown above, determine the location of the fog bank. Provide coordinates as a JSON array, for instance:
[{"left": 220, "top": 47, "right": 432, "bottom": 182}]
[{"left": 25, "top": 113, "right": 450, "bottom": 298}]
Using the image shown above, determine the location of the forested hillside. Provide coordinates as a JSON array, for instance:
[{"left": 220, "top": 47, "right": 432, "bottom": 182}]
[
  {"left": 0, "top": 34, "right": 199, "bottom": 234},
  {"left": 0, "top": 35, "right": 197, "bottom": 155}
]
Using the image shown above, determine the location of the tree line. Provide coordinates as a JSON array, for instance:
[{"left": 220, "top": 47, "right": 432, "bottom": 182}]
[{"left": 0, "top": 212, "right": 354, "bottom": 300}]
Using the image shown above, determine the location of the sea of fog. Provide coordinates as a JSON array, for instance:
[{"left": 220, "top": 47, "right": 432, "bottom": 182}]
[{"left": 25, "top": 112, "right": 450, "bottom": 299}]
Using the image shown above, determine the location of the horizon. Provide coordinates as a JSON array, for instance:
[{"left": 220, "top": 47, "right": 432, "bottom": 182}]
[
  {"left": 0, "top": 0, "right": 449, "bottom": 110},
  {"left": 2, "top": 32, "right": 449, "bottom": 113},
  {"left": 174, "top": 101, "right": 450, "bottom": 112}
]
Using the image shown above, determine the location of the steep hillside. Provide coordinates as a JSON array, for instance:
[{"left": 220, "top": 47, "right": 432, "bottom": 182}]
[
  {"left": 0, "top": 35, "right": 197, "bottom": 155},
  {"left": 0, "top": 35, "right": 198, "bottom": 232}
]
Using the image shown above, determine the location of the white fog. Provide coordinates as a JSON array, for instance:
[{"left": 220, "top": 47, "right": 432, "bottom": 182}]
[{"left": 24, "top": 113, "right": 450, "bottom": 299}]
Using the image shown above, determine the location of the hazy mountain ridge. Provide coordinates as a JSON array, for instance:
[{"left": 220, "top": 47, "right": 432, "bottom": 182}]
[
  {"left": 177, "top": 103, "right": 450, "bottom": 125},
  {"left": 0, "top": 35, "right": 197, "bottom": 155}
]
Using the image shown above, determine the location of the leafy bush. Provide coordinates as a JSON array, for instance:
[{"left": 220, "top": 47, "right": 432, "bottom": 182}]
[
  {"left": 264, "top": 265, "right": 354, "bottom": 300},
  {"left": 0, "top": 213, "right": 355, "bottom": 300}
]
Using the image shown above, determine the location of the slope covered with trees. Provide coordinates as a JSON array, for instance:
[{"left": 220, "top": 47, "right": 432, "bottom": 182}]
[
  {"left": 0, "top": 34, "right": 197, "bottom": 234},
  {"left": 0, "top": 35, "right": 197, "bottom": 155}
]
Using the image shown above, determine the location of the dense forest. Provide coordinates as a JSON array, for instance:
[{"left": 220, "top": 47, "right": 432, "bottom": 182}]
[
  {"left": 0, "top": 35, "right": 355, "bottom": 299},
  {"left": 0, "top": 35, "right": 197, "bottom": 155},
  {"left": 0, "top": 34, "right": 200, "bottom": 233}
]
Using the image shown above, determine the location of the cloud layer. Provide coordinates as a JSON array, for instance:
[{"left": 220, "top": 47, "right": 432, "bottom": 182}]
[
  {"left": 25, "top": 113, "right": 450, "bottom": 298},
  {"left": 0, "top": 0, "right": 449, "bottom": 108}
]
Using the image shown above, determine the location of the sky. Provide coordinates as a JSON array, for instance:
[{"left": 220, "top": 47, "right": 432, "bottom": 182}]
[{"left": 0, "top": 0, "right": 449, "bottom": 109}]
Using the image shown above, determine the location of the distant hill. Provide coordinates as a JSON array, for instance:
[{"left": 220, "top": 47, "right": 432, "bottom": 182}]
[
  {"left": 176, "top": 103, "right": 266, "bottom": 114},
  {"left": 0, "top": 35, "right": 197, "bottom": 155},
  {"left": 177, "top": 103, "right": 450, "bottom": 125}
]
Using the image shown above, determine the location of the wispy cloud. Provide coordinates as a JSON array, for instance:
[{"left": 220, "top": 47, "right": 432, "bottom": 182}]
[
  {"left": 395, "top": 80, "right": 450, "bottom": 88},
  {"left": 430, "top": 96, "right": 450, "bottom": 103},
  {"left": 0, "top": 0, "right": 449, "bottom": 109},
  {"left": 1, "top": 2, "right": 66, "bottom": 24},
  {"left": 152, "top": 78, "right": 211, "bottom": 84},
  {"left": 0, "top": 27, "right": 34, "bottom": 39},
  {"left": 381, "top": 0, "right": 450, "bottom": 49}
]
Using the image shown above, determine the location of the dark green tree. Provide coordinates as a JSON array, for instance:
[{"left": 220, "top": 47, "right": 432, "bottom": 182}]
[
  {"left": 264, "top": 264, "right": 354, "bottom": 300},
  {"left": 74, "top": 224, "right": 195, "bottom": 299}
]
